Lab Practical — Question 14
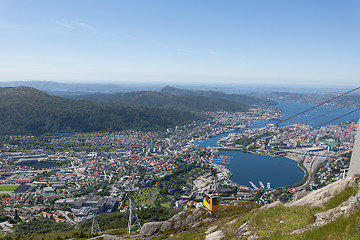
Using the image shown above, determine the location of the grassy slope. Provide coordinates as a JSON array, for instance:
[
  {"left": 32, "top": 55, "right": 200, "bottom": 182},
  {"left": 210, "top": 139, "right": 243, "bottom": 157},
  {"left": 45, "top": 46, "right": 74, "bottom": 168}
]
[
  {"left": 13, "top": 183, "right": 360, "bottom": 240},
  {"left": 156, "top": 183, "right": 360, "bottom": 240}
]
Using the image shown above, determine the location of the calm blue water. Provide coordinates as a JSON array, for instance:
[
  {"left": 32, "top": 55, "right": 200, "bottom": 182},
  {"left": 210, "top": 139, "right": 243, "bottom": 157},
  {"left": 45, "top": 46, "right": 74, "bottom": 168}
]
[
  {"left": 197, "top": 101, "right": 360, "bottom": 188},
  {"left": 274, "top": 101, "right": 360, "bottom": 127}
]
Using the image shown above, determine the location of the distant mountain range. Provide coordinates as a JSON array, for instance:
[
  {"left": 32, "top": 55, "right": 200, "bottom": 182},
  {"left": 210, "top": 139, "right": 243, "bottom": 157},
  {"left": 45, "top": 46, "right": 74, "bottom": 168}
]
[
  {"left": 0, "top": 84, "right": 276, "bottom": 135},
  {"left": 159, "top": 86, "right": 276, "bottom": 106},
  {"left": 0, "top": 87, "right": 202, "bottom": 135},
  {"left": 72, "top": 86, "right": 276, "bottom": 112},
  {"left": 0, "top": 81, "right": 163, "bottom": 96}
]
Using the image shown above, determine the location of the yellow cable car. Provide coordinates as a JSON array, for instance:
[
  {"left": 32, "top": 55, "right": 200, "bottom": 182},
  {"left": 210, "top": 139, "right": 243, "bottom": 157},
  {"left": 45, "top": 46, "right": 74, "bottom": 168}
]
[
  {"left": 202, "top": 167, "right": 219, "bottom": 213},
  {"left": 202, "top": 191, "right": 219, "bottom": 212}
]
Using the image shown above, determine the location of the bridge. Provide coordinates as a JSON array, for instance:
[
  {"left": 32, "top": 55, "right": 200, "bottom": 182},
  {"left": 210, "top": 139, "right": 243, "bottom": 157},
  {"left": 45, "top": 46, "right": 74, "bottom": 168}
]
[{"left": 208, "top": 146, "right": 243, "bottom": 151}]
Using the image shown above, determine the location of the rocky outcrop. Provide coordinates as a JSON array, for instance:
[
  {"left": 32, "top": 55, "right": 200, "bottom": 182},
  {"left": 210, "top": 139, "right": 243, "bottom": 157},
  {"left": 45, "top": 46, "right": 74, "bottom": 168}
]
[
  {"left": 139, "top": 207, "right": 206, "bottom": 237},
  {"left": 290, "top": 177, "right": 360, "bottom": 234},
  {"left": 205, "top": 225, "right": 218, "bottom": 234},
  {"left": 139, "top": 222, "right": 163, "bottom": 237},
  {"left": 314, "top": 185, "right": 360, "bottom": 226},
  {"left": 205, "top": 230, "right": 225, "bottom": 240},
  {"left": 286, "top": 177, "right": 358, "bottom": 207},
  {"left": 261, "top": 200, "right": 282, "bottom": 209},
  {"left": 234, "top": 222, "right": 251, "bottom": 238}
]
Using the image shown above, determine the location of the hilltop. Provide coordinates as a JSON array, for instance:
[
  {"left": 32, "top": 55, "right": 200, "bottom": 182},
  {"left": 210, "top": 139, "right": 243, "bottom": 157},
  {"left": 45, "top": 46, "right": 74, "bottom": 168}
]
[
  {"left": 0, "top": 87, "right": 202, "bottom": 135},
  {"left": 159, "top": 86, "right": 276, "bottom": 107},
  {"left": 72, "top": 91, "right": 250, "bottom": 112},
  {"left": 72, "top": 86, "right": 276, "bottom": 113}
]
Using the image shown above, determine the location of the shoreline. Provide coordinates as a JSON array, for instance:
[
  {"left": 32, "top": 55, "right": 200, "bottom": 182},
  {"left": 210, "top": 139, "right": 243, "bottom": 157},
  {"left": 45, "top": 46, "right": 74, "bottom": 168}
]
[{"left": 212, "top": 148, "right": 308, "bottom": 189}]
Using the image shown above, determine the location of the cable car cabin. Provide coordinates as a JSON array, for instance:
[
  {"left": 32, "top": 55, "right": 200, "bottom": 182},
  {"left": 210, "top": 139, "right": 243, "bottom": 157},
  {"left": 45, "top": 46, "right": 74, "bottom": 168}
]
[{"left": 202, "top": 192, "right": 219, "bottom": 213}]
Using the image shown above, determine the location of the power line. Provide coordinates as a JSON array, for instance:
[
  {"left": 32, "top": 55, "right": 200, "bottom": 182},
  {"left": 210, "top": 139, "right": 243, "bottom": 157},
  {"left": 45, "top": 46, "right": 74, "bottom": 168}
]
[
  {"left": 315, "top": 107, "right": 360, "bottom": 128},
  {"left": 226, "top": 107, "right": 360, "bottom": 165},
  {"left": 275, "top": 86, "right": 360, "bottom": 126},
  {"left": 302, "top": 108, "right": 342, "bottom": 125}
]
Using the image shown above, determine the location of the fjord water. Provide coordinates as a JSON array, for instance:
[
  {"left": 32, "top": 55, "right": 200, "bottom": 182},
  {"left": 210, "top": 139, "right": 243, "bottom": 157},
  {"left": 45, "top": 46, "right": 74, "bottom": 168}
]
[{"left": 197, "top": 101, "right": 360, "bottom": 188}]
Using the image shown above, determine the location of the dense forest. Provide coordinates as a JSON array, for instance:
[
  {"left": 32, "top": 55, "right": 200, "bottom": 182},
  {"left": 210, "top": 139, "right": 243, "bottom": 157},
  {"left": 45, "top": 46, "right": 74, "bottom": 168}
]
[
  {"left": 0, "top": 87, "right": 202, "bottom": 135},
  {"left": 72, "top": 91, "right": 250, "bottom": 112},
  {"left": 73, "top": 86, "right": 276, "bottom": 112},
  {"left": 159, "top": 86, "right": 276, "bottom": 106}
]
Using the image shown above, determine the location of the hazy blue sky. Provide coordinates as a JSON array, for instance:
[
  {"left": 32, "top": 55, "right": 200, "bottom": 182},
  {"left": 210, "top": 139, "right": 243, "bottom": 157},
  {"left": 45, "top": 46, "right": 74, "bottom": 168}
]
[{"left": 0, "top": 0, "right": 359, "bottom": 86}]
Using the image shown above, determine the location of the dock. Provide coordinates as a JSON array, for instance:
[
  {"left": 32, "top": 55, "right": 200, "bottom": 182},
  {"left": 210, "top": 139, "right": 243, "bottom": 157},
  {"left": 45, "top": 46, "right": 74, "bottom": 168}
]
[{"left": 249, "top": 181, "right": 258, "bottom": 189}]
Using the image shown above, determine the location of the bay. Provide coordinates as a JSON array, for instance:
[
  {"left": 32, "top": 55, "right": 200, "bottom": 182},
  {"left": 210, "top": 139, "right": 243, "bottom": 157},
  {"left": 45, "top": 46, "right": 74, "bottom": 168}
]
[{"left": 197, "top": 101, "right": 360, "bottom": 188}]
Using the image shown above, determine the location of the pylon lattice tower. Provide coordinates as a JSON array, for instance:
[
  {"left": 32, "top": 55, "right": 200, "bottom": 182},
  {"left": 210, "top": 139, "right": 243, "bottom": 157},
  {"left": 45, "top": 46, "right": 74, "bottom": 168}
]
[
  {"left": 91, "top": 214, "right": 101, "bottom": 234},
  {"left": 209, "top": 167, "right": 218, "bottom": 193},
  {"left": 126, "top": 182, "right": 141, "bottom": 235}
]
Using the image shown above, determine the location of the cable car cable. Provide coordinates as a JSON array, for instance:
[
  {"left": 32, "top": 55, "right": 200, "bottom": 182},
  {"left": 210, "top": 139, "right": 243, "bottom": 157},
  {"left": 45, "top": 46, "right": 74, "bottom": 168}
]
[
  {"left": 275, "top": 86, "right": 360, "bottom": 126},
  {"left": 315, "top": 107, "right": 360, "bottom": 129},
  {"left": 302, "top": 108, "right": 343, "bottom": 125}
]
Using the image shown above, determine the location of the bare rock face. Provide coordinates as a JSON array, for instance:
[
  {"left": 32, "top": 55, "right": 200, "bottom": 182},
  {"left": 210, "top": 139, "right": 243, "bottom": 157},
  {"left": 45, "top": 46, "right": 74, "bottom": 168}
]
[
  {"left": 139, "top": 222, "right": 163, "bottom": 236},
  {"left": 234, "top": 222, "right": 252, "bottom": 238},
  {"left": 313, "top": 187, "right": 360, "bottom": 227},
  {"left": 139, "top": 207, "right": 207, "bottom": 237},
  {"left": 286, "top": 177, "right": 358, "bottom": 207},
  {"left": 248, "top": 234, "right": 259, "bottom": 240},
  {"left": 261, "top": 200, "right": 282, "bottom": 209},
  {"left": 183, "top": 207, "right": 204, "bottom": 225},
  {"left": 290, "top": 177, "right": 360, "bottom": 234},
  {"left": 205, "top": 225, "right": 218, "bottom": 234},
  {"left": 159, "top": 221, "right": 172, "bottom": 232},
  {"left": 205, "top": 230, "right": 225, "bottom": 240}
]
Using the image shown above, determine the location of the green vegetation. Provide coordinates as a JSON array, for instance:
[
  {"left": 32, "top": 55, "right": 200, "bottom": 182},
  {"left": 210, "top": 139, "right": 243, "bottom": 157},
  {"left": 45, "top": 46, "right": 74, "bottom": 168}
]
[
  {"left": 234, "top": 132, "right": 272, "bottom": 148},
  {"left": 324, "top": 185, "right": 359, "bottom": 210},
  {"left": 157, "top": 202, "right": 260, "bottom": 240},
  {"left": 0, "top": 87, "right": 202, "bottom": 135},
  {"left": 0, "top": 139, "right": 118, "bottom": 152},
  {"left": 4, "top": 181, "right": 360, "bottom": 239},
  {"left": 74, "top": 91, "right": 251, "bottom": 112},
  {"left": 14, "top": 217, "right": 73, "bottom": 235},
  {"left": 278, "top": 159, "right": 308, "bottom": 190},
  {"left": 248, "top": 205, "right": 318, "bottom": 238},
  {"left": 293, "top": 208, "right": 360, "bottom": 240},
  {"left": 159, "top": 86, "right": 276, "bottom": 106},
  {"left": 155, "top": 163, "right": 207, "bottom": 206},
  {"left": 133, "top": 162, "right": 208, "bottom": 208},
  {"left": 77, "top": 206, "right": 180, "bottom": 232},
  {"left": 0, "top": 230, "right": 93, "bottom": 240},
  {"left": 157, "top": 181, "right": 360, "bottom": 240},
  {"left": 0, "top": 185, "right": 19, "bottom": 191}
]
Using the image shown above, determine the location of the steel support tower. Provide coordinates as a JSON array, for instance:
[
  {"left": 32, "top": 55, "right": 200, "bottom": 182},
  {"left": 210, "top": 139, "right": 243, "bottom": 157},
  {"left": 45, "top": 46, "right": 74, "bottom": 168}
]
[
  {"left": 91, "top": 214, "right": 101, "bottom": 234},
  {"left": 126, "top": 185, "right": 141, "bottom": 235}
]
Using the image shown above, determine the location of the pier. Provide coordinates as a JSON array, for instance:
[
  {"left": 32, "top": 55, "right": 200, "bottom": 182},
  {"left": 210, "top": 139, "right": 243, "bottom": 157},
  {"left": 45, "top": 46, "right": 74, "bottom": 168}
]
[{"left": 249, "top": 181, "right": 258, "bottom": 189}]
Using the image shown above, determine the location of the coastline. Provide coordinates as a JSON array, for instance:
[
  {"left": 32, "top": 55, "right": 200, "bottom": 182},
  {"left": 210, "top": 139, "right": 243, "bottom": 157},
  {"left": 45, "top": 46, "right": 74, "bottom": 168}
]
[{"left": 212, "top": 147, "right": 308, "bottom": 189}]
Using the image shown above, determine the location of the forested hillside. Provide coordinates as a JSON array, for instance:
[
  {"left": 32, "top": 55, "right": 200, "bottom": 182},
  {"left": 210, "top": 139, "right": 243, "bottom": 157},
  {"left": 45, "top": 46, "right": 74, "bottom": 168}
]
[
  {"left": 0, "top": 87, "right": 202, "bottom": 135},
  {"left": 72, "top": 91, "right": 250, "bottom": 112},
  {"left": 159, "top": 86, "right": 277, "bottom": 106}
]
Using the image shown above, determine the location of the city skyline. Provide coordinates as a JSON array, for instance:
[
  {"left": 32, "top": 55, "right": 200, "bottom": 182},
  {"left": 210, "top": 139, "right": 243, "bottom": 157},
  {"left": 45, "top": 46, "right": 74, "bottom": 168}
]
[{"left": 0, "top": 0, "right": 359, "bottom": 87}]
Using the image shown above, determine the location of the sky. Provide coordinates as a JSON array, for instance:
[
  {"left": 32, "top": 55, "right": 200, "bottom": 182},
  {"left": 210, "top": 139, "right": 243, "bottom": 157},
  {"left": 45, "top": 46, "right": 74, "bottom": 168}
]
[{"left": 0, "top": 0, "right": 359, "bottom": 87}]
